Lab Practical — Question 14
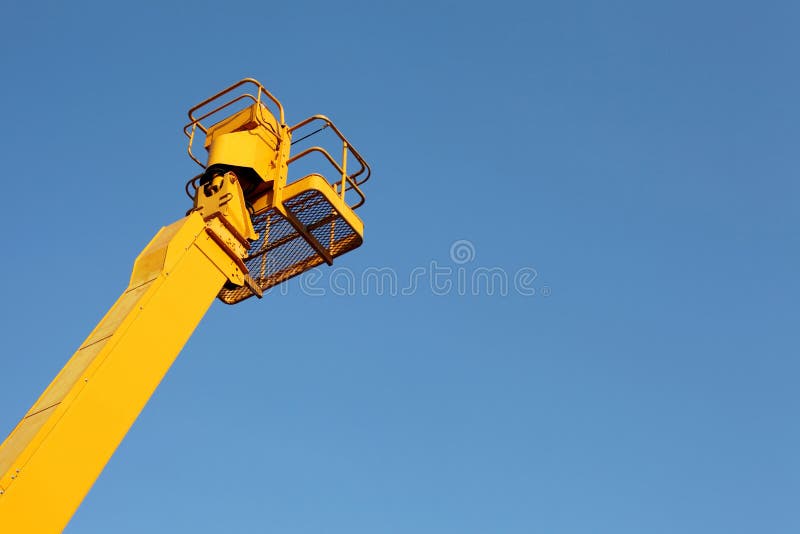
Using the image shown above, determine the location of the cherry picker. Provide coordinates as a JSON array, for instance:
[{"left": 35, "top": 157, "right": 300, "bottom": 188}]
[{"left": 0, "top": 78, "right": 371, "bottom": 532}]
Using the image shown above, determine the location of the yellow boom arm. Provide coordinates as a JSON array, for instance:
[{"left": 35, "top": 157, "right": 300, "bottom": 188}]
[
  {"left": 0, "top": 211, "right": 243, "bottom": 531},
  {"left": 0, "top": 78, "right": 371, "bottom": 532}
]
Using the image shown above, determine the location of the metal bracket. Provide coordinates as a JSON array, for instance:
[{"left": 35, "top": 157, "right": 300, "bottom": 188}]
[{"left": 277, "top": 203, "right": 333, "bottom": 266}]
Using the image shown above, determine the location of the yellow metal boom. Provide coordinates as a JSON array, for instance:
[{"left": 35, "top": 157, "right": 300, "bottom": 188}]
[
  {"left": 0, "top": 213, "right": 238, "bottom": 531},
  {"left": 0, "top": 78, "right": 370, "bottom": 532}
]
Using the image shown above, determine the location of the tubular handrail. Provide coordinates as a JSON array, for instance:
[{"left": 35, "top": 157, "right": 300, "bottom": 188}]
[
  {"left": 288, "top": 115, "right": 371, "bottom": 209},
  {"left": 188, "top": 78, "right": 284, "bottom": 125},
  {"left": 289, "top": 115, "right": 371, "bottom": 186},
  {"left": 184, "top": 94, "right": 255, "bottom": 136},
  {"left": 183, "top": 79, "right": 285, "bottom": 170},
  {"left": 286, "top": 147, "right": 364, "bottom": 208},
  {"left": 183, "top": 82, "right": 370, "bottom": 211}
]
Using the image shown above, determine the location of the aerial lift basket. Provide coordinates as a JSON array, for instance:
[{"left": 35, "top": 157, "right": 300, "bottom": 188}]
[
  {"left": 0, "top": 78, "right": 373, "bottom": 532},
  {"left": 183, "top": 79, "right": 371, "bottom": 303}
]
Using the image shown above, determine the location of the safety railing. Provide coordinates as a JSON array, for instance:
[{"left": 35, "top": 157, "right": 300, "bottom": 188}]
[
  {"left": 183, "top": 78, "right": 286, "bottom": 170},
  {"left": 182, "top": 79, "right": 371, "bottom": 212},
  {"left": 288, "top": 115, "right": 371, "bottom": 210}
]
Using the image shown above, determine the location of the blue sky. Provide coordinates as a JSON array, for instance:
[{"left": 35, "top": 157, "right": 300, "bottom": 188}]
[{"left": 0, "top": 1, "right": 798, "bottom": 532}]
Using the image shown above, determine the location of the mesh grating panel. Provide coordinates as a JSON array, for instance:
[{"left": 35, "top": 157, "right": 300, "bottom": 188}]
[{"left": 218, "top": 188, "right": 362, "bottom": 304}]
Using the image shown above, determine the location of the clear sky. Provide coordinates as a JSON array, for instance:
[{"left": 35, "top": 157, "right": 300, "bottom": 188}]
[{"left": 0, "top": 1, "right": 798, "bottom": 533}]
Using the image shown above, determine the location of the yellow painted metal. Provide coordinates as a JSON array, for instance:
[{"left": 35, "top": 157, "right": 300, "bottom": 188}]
[
  {"left": 250, "top": 174, "right": 364, "bottom": 236},
  {"left": 183, "top": 79, "right": 372, "bottom": 304},
  {"left": 286, "top": 114, "right": 370, "bottom": 210},
  {"left": 0, "top": 199, "right": 251, "bottom": 532},
  {"left": 205, "top": 104, "right": 290, "bottom": 188},
  {"left": 183, "top": 81, "right": 372, "bottom": 212},
  {"left": 0, "top": 77, "right": 373, "bottom": 530},
  {"left": 184, "top": 79, "right": 291, "bottom": 199},
  {"left": 193, "top": 170, "right": 258, "bottom": 243}
]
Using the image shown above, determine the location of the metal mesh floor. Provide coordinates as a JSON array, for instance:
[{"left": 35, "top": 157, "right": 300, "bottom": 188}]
[{"left": 218, "top": 188, "right": 362, "bottom": 304}]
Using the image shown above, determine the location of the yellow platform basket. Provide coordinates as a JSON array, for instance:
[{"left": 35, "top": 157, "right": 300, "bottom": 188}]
[
  {"left": 218, "top": 174, "right": 364, "bottom": 304},
  {"left": 184, "top": 79, "right": 371, "bottom": 304}
]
